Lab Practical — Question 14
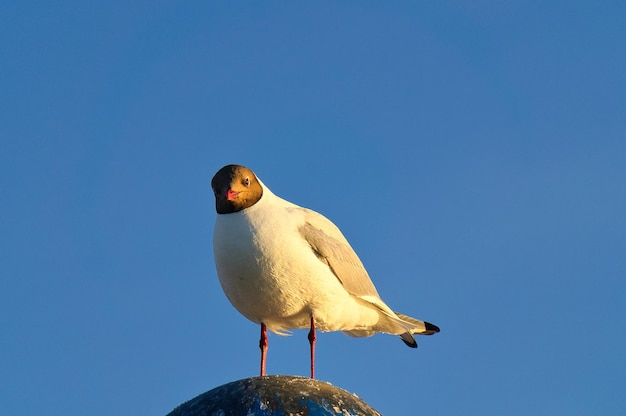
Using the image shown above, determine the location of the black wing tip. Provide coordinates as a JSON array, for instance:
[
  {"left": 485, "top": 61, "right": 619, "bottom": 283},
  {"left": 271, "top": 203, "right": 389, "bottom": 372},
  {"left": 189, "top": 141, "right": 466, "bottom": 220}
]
[
  {"left": 425, "top": 322, "right": 440, "bottom": 334},
  {"left": 401, "top": 333, "right": 419, "bottom": 348}
]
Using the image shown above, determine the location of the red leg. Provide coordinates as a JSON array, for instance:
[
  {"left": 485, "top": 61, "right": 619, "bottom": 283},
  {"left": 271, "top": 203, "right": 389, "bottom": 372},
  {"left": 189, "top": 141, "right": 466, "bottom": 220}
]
[
  {"left": 259, "top": 323, "right": 268, "bottom": 377},
  {"left": 307, "top": 315, "right": 316, "bottom": 379}
]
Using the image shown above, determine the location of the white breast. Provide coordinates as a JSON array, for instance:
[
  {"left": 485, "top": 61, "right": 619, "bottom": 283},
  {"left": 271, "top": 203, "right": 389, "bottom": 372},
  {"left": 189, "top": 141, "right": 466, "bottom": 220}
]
[{"left": 213, "top": 191, "right": 369, "bottom": 335}]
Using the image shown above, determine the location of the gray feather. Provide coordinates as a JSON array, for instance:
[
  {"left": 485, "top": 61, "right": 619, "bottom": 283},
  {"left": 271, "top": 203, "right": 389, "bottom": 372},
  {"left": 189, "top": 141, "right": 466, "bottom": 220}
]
[{"left": 296, "top": 209, "right": 380, "bottom": 299}]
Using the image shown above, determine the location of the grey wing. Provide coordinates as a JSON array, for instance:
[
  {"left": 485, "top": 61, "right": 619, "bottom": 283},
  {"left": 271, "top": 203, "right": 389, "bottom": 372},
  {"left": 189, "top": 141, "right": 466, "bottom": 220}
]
[
  {"left": 296, "top": 209, "right": 381, "bottom": 299},
  {"left": 295, "top": 208, "right": 434, "bottom": 345}
]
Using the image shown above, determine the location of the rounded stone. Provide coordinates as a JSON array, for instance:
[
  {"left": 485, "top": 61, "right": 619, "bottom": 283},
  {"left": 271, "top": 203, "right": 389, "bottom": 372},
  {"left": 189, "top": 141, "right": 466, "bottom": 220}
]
[{"left": 166, "top": 375, "right": 381, "bottom": 416}]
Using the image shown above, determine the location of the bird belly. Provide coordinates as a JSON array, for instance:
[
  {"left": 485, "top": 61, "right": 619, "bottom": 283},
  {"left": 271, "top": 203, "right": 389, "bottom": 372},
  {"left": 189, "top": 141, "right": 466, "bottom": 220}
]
[{"left": 213, "top": 208, "right": 376, "bottom": 335}]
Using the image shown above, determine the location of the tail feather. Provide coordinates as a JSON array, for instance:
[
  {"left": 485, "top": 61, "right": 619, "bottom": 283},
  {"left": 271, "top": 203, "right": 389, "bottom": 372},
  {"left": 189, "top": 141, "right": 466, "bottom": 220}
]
[
  {"left": 345, "top": 297, "right": 440, "bottom": 348},
  {"left": 395, "top": 312, "right": 440, "bottom": 335},
  {"left": 395, "top": 312, "right": 439, "bottom": 348}
]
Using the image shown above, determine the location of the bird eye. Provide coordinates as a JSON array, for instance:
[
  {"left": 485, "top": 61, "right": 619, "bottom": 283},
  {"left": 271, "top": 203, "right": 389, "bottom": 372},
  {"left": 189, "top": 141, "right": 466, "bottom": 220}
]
[{"left": 244, "top": 176, "right": 250, "bottom": 186}]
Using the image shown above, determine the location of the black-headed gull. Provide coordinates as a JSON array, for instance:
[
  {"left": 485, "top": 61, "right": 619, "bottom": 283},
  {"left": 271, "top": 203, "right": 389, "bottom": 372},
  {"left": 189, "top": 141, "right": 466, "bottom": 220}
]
[{"left": 211, "top": 164, "right": 439, "bottom": 378}]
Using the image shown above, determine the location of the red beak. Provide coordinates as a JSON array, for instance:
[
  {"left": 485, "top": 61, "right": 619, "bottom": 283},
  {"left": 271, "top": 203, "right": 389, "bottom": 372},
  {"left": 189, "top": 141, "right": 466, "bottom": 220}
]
[{"left": 226, "top": 189, "right": 239, "bottom": 201}]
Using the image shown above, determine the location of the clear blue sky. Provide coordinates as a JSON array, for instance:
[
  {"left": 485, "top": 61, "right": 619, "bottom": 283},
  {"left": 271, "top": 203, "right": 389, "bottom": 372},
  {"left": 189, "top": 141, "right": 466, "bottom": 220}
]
[{"left": 1, "top": 2, "right": 625, "bottom": 415}]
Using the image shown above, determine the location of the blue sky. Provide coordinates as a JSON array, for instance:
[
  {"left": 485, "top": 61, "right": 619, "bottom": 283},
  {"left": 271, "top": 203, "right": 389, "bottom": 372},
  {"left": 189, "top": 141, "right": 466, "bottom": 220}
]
[{"left": 1, "top": 1, "right": 625, "bottom": 415}]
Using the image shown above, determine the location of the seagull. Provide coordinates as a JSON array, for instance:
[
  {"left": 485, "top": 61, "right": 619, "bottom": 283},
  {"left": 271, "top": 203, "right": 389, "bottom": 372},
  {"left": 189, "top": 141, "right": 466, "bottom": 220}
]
[{"left": 211, "top": 164, "right": 439, "bottom": 378}]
